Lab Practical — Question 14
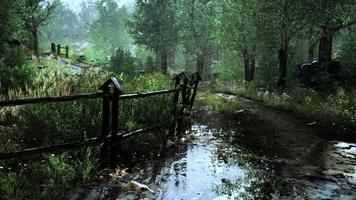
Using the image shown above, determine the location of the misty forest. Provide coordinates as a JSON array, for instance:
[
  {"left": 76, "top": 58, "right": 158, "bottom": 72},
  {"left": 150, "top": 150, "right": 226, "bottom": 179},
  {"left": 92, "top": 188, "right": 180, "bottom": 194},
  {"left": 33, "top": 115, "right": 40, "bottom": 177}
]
[{"left": 0, "top": 0, "right": 356, "bottom": 199}]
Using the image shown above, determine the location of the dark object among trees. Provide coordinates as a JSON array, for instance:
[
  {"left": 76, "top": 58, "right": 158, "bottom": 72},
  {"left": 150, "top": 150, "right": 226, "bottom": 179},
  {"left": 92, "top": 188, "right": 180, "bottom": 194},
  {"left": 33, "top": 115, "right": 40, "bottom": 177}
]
[
  {"left": 295, "top": 60, "right": 343, "bottom": 89},
  {"left": 7, "top": 38, "right": 21, "bottom": 47}
]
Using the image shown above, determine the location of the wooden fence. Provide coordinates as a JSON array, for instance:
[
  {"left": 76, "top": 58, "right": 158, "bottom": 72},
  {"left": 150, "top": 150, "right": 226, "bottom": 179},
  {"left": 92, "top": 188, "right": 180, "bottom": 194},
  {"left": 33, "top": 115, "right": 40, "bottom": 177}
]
[
  {"left": 0, "top": 72, "right": 201, "bottom": 168},
  {"left": 51, "top": 43, "right": 69, "bottom": 58}
]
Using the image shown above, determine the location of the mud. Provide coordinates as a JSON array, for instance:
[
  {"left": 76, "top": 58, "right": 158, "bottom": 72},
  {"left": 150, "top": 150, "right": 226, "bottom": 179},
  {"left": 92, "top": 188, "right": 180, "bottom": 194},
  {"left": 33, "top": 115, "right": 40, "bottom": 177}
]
[{"left": 72, "top": 93, "right": 355, "bottom": 200}]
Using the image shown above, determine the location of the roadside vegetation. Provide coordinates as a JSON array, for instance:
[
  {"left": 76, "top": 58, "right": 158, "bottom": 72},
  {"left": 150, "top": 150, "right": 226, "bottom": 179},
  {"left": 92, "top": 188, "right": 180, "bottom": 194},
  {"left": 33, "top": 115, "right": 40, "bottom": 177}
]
[
  {"left": 1, "top": 0, "right": 356, "bottom": 199},
  {"left": 0, "top": 59, "right": 174, "bottom": 199}
]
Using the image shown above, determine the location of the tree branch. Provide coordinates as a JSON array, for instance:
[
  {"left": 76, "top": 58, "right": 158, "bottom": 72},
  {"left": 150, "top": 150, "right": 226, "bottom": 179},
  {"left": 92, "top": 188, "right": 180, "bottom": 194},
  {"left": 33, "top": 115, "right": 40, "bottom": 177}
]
[{"left": 333, "top": 19, "right": 356, "bottom": 31}]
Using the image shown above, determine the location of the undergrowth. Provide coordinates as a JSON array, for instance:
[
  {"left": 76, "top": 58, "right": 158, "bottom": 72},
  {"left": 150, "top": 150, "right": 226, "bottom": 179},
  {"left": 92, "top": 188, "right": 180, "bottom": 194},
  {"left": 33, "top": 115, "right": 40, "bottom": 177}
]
[{"left": 0, "top": 60, "right": 175, "bottom": 199}]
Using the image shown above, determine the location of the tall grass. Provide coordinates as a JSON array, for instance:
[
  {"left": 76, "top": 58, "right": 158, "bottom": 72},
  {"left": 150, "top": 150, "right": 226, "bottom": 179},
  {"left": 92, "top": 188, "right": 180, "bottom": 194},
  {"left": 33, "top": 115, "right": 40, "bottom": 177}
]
[
  {"left": 236, "top": 83, "right": 356, "bottom": 133},
  {"left": 0, "top": 60, "right": 175, "bottom": 199}
]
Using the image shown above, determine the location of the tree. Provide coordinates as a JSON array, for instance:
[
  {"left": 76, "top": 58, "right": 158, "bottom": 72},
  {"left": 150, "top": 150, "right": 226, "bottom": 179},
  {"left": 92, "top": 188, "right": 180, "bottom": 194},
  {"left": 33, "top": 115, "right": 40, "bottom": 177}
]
[
  {"left": 40, "top": 3, "right": 81, "bottom": 45},
  {"left": 88, "top": 0, "right": 131, "bottom": 60},
  {"left": 305, "top": 0, "right": 356, "bottom": 65},
  {"left": 25, "top": 0, "right": 59, "bottom": 56},
  {"left": 0, "top": 0, "right": 25, "bottom": 48},
  {"left": 176, "top": 0, "right": 218, "bottom": 79},
  {"left": 251, "top": 0, "right": 310, "bottom": 87},
  {"left": 129, "top": 0, "right": 178, "bottom": 74},
  {"left": 220, "top": 0, "right": 257, "bottom": 82}
]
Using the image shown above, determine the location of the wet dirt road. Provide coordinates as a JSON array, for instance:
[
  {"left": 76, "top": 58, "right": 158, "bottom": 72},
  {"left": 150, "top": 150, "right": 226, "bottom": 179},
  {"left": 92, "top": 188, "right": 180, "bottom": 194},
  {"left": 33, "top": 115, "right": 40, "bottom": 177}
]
[{"left": 76, "top": 94, "right": 356, "bottom": 200}]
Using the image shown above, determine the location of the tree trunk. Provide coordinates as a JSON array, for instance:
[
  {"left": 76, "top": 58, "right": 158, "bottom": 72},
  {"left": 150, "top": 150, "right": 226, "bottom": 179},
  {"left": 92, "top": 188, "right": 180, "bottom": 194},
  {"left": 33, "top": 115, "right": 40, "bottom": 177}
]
[
  {"left": 318, "top": 25, "right": 333, "bottom": 65},
  {"left": 160, "top": 51, "right": 168, "bottom": 74},
  {"left": 278, "top": 41, "right": 288, "bottom": 87},
  {"left": 308, "top": 40, "right": 318, "bottom": 62},
  {"left": 241, "top": 49, "right": 250, "bottom": 82},
  {"left": 249, "top": 56, "right": 255, "bottom": 81},
  {"left": 32, "top": 29, "right": 39, "bottom": 57},
  {"left": 197, "top": 54, "right": 204, "bottom": 79}
]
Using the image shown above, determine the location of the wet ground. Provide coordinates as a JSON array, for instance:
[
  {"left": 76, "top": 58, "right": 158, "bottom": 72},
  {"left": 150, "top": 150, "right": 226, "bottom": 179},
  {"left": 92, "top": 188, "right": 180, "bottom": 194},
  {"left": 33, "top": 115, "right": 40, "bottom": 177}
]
[{"left": 73, "top": 94, "right": 356, "bottom": 200}]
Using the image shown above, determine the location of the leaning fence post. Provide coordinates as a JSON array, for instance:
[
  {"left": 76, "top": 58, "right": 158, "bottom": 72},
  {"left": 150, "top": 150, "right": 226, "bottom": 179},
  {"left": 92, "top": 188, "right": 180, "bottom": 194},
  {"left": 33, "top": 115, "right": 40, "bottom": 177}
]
[
  {"left": 189, "top": 73, "right": 201, "bottom": 109},
  {"left": 176, "top": 73, "right": 189, "bottom": 136},
  {"left": 99, "top": 84, "right": 110, "bottom": 167},
  {"left": 172, "top": 74, "right": 182, "bottom": 136}
]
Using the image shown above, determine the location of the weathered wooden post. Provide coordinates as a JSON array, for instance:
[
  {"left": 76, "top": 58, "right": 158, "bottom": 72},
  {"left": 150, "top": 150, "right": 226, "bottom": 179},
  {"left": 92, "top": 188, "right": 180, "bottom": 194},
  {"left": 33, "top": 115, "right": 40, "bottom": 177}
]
[
  {"left": 189, "top": 72, "right": 202, "bottom": 109},
  {"left": 57, "top": 44, "right": 61, "bottom": 56},
  {"left": 99, "top": 77, "right": 122, "bottom": 168},
  {"left": 51, "top": 43, "right": 56, "bottom": 54},
  {"left": 109, "top": 78, "right": 122, "bottom": 168},
  {"left": 172, "top": 74, "right": 182, "bottom": 136},
  {"left": 65, "top": 46, "right": 69, "bottom": 58},
  {"left": 176, "top": 73, "right": 189, "bottom": 136}
]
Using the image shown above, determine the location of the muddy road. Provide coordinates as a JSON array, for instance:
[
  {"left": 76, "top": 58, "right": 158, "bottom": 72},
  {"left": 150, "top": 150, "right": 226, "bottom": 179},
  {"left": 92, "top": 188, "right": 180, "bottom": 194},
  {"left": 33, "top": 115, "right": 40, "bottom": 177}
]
[{"left": 73, "top": 94, "right": 356, "bottom": 200}]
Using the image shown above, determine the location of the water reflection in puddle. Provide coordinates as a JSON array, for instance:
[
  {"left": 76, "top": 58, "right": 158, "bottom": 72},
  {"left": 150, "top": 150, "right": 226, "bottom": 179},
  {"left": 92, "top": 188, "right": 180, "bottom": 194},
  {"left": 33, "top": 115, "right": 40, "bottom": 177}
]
[
  {"left": 118, "top": 123, "right": 278, "bottom": 200},
  {"left": 157, "top": 125, "right": 245, "bottom": 200}
]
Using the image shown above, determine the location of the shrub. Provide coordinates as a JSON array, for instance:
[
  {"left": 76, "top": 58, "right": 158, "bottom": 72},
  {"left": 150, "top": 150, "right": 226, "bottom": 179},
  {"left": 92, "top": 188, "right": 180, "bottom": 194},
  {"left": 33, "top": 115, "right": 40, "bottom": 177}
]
[
  {"left": 110, "top": 48, "right": 135, "bottom": 74},
  {"left": 0, "top": 172, "right": 28, "bottom": 200},
  {"left": 0, "top": 46, "right": 35, "bottom": 96}
]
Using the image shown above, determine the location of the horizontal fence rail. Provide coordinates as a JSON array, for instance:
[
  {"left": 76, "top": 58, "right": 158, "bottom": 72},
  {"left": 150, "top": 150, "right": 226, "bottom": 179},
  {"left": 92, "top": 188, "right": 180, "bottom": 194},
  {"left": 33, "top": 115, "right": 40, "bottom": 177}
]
[
  {"left": 0, "top": 72, "right": 201, "bottom": 168},
  {"left": 0, "top": 89, "right": 181, "bottom": 107}
]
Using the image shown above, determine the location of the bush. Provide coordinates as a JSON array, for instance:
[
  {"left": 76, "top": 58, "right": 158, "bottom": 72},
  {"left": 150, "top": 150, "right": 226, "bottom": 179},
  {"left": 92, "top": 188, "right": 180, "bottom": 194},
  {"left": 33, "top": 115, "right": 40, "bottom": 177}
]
[
  {"left": 0, "top": 46, "right": 35, "bottom": 96},
  {"left": 110, "top": 48, "right": 135, "bottom": 74}
]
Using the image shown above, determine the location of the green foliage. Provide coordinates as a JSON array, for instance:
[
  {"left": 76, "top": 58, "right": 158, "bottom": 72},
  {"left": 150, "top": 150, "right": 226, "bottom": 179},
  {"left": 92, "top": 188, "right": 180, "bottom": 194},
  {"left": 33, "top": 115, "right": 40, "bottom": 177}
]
[
  {"left": 110, "top": 48, "right": 135, "bottom": 74},
  {"left": 0, "top": 0, "right": 24, "bottom": 44},
  {"left": 74, "top": 147, "right": 98, "bottom": 184},
  {"left": 0, "top": 172, "right": 28, "bottom": 200},
  {"left": 88, "top": 0, "right": 132, "bottom": 60},
  {"left": 340, "top": 27, "right": 356, "bottom": 85},
  {"left": 39, "top": 2, "right": 82, "bottom": 47},
  {"left": 237, "top": 85, "right": 356, "bottom": 132},
  {"left": 197, "top": 91, "right": 244, "bottom": 114},
  {"left": 0, "top": 46, "right": 35, "bottom": 96}
]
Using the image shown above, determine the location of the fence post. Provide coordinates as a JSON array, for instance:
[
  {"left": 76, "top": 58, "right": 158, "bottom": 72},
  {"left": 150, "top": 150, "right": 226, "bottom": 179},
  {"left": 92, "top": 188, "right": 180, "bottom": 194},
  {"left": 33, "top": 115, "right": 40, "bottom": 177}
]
[
  {"left": 51, "top": 43, "right": 56, "bottom": 54},
  {"left": 57, "top": 44, "right": 61, "bottom": 55},
  {"left": 65, "top": 46, "right": 69, "bottom": 58},
  {"left": 176, "top": 73, "right": 189, "bottom": 136},
  {"left": 99, "top": 85, "right": 110, "bottom": 167},
  {"left": 189, "top": 73, "right": 202, "bottom": 109},
  {"left": 109, "top": 78, "right": 122, "bottom": 168},
  {"left": 99, "top": 77, "right": 122, "bottom": 168},
  {"left": 172, "top": 75, "right": 182, "bottom": 136}
]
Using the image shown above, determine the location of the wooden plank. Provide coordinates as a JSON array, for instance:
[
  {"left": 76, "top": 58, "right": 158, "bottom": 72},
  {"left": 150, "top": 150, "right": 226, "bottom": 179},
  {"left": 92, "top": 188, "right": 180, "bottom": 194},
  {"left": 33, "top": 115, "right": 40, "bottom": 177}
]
[
  {"left": 0, "top": 89, "right": 180, "bottom": 107},
  {"left": 118, "top": 89, "right": 179, "bottom": 100},
  {"left": 0, "top": 137, "right": 104, "bottom": 160},
  {"left": 0, "top": 92, "right": 107, "bottom": 107}
]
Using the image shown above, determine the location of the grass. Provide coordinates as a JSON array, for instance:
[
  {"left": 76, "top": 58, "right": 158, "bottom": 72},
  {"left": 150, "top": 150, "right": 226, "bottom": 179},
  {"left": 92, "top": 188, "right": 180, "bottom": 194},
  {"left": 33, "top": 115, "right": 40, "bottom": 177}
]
[
  {"left": 0, "top": 60, "right": 176, "bottom": 199},
  {"left": 196, "top": 89, "right": 245, "bottom": 114},
  {"left": 234, "top": 83, "right": 356, "bottom": 135}
]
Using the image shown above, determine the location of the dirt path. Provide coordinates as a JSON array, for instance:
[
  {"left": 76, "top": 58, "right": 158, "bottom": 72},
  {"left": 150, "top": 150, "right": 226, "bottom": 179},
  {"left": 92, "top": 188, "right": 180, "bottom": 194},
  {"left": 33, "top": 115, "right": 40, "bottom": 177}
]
[
  {"left": 72, "top": 93, "right": 355, "bottom": 200},
  {"left": 223, "top": 94, "right": 356, "bottom": 199}
]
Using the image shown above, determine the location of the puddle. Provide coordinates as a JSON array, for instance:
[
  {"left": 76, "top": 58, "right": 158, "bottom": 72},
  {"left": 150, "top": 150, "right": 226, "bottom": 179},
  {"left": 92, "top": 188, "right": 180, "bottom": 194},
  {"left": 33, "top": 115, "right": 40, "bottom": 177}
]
[
  {"left": 75, "top": 94, "right": 356, "bottom": 200},
  {"left": 114, "top": 120, "right": 285, "bottom": 200}
]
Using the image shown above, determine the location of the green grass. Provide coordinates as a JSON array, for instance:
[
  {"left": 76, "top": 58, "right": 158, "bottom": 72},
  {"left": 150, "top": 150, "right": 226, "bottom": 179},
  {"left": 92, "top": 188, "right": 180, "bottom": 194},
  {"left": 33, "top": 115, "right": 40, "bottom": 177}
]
[
  {"left": 0, "top": 60, "right": 176, "bottom": 199},
  {"left": 235, "top": 84, "right": 356, "bottom": 134},
  {"left": 196, "top": 90, "right": 245, "bottom": 114}
]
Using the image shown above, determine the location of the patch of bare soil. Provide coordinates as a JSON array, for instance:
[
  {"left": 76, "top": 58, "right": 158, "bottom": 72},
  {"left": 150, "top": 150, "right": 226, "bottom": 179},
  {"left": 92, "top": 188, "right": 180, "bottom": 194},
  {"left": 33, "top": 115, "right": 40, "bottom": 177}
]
[{"left": 236, "top": 95, "right": 356, "bottom": 199}]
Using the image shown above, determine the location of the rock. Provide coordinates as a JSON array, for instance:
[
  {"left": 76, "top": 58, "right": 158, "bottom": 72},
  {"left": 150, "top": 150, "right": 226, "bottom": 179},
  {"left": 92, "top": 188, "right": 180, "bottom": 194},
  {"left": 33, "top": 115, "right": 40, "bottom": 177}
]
[
  {"left": 187, "top": 133, "right": 197, "bottom": 143},
  {"left": 180, "top": 137, "right": 187, "bottom": 144},
  {"left": 166, "top": 139, "right": 175, "bottom": 148},
  {"left": 306, "top": 122, "right": 318, "bottom": 126},
  {"left": 123, "top": 181, "right": 155, "bottom": 195}
]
